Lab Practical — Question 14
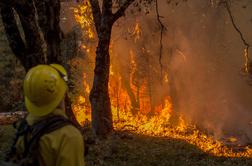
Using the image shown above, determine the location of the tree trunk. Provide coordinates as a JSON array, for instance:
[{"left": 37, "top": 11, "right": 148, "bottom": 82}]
[
  {"left": 1, "top": 1, "right": 46, "bottom": 71},
  {"left": 0, "top": 7, "right": 27, "bottom": 70},
  {"left": 14, "top": 1, "right": 46, "bottom": 67},
  {"left": 89, "top": 23, "right": 113, "bottom": 136},
  {"left": 34, "top": 0, "right": 61, "bottom": 64},
  {"left": 89, "top": 0, "right": 136, "bottom": 136},
  {"left": 123, "top": 79, "right": 140, "bottom": 115},
  {"left": 1, "top": 1, "right": 79, "bottom": 127}
]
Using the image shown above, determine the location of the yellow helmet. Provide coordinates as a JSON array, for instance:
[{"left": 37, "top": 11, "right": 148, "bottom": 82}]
[{"left": 23, "top": 64, "right": 68, "bottom": 116}]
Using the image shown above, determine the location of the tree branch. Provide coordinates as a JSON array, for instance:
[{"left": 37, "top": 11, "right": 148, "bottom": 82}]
[
  {"left": 221, "top": 0, "right": 250, "bottom": 73},
  {"left": 223, "top": 1, "right": 249, "bottom": 48},
  {"left": 155, "top": 0, "right": 166, "bottom": 79},
  {"left": 89, "top": 0, "right": 102, "bottom": 33},
  {"left": 112, "top": 0, "right": 135, "bottom": 23}
]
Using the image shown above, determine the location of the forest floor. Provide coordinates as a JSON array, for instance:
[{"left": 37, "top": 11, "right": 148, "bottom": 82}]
[{"left": 1, "top": 125, "right": 252, "bottom": 166}]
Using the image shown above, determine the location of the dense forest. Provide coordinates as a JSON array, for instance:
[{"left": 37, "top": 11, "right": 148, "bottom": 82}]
[{"left": 1, "top": 0, "right": 252, "bottom": 165}]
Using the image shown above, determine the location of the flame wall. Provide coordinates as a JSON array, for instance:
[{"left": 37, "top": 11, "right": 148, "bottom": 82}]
[{"left": 61, "top": 0, "right": 252, "bottom": 143}]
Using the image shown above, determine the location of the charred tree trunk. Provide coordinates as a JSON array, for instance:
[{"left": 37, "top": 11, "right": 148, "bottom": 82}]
[
  {"left": 89, "top": 0, "right": 135, "bottom": 136},
  {"left": 90, "top": 23, "right": 113, "bottom": 136}
]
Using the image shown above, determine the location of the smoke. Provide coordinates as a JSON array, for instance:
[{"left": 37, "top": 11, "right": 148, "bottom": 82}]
[
  {"left": 112, "top": 0, "right": 252, "bottom": 142},
  {"left": 61, "top": 0, "right": 252, "bottom": 142},
  {"left": 161, "top": 0, "right": 252, "bottom": 142}
]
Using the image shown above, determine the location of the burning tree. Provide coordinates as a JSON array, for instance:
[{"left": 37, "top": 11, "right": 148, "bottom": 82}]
[
  {"left": 88, "top": 0, "right": 180, "bottom": 136},
  {"left": 77, "top": 0, "right": 174, "bottom": 136},
  {"left": 88, "top": 0, "right": 141, "bottom": 136}
]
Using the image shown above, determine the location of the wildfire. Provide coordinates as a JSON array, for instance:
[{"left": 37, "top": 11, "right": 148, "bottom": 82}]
[
  {"left": 244, "top": 48, "right": 249, "bottom": 73},
  {"left": 129, "top": 22, "right": 142, "bottom": 42},
  {"left": 71, "top": 1, "right": 252, "bottom": 159},
  {"left": 163, "top": 73, "right": 169, "bottom": 83},
  {"left": 73, "top": 1, "right": 94, "bottom": 40}
]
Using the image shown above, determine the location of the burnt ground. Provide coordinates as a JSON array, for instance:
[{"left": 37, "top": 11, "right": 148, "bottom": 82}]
[{"left": 1, "top": 125, "right": 252, "bottom": 166}]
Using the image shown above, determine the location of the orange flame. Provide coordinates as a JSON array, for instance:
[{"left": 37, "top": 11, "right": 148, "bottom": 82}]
[
  {"left": 73, "top": 1, "right": 94, "bottom": 39},
  {"left": 244, "top": 48, "right": 249, "bottom": 73},
  {"left": 71, "top": 2, "right": 252, "bottom": 158},
  {"left": 128, "top": 22, "right": 142, "bottom": 42}
]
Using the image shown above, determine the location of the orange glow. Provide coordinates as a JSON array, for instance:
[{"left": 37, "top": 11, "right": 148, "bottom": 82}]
[
  {"left": 128, "top": 22, "right": 142, "bottom": 42},
  {"left": 71, "top": 2, "right": 252, "bottom": 158},
  {"left": 244, "top": 48, "right": 249, "bottom": 73},
  {"left": 73, "top": 1, "right": 94, "bottom": 40}
]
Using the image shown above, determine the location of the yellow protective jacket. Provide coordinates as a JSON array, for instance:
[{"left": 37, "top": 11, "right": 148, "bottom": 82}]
[{"left": 16, "top": 109, "right": 85, "bottom": 166}]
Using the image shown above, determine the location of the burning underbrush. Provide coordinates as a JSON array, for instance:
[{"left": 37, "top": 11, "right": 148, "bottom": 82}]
[
  {"left": 69, "top": 0, "right": 252, "bottom": 160},
  {"left": 73, "top": 95, "right": 252, "bottom": 158}
]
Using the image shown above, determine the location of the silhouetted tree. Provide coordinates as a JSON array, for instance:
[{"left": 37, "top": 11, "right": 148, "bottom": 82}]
[
  {"left": 0, "top": 0, "right": 79, "bottom": 126},
  {"left": 89, "top": 0, "right": 137, "bottom": 136}
]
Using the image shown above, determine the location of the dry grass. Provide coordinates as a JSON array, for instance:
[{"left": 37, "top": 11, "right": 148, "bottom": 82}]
[
  {"left": 1, "top": 126, "right": 252, "bottom": 166},
  {"left": 84, "top": 129, "right": 252, "bottom": 166}
]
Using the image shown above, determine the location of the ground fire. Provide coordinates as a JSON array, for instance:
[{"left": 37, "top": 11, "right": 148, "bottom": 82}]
[{"left": 71, "top": 1, "right": 252, "bottom": 158}]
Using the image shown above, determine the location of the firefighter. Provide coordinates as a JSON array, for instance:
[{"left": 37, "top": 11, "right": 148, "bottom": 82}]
[{"left": 7, "top": 64, "right": 85, "bottom": 166}]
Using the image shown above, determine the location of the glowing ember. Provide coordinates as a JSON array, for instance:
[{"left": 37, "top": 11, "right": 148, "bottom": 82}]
[
  {"left": 71, "top": 1, "right": 252, "bottom": 158},
  {"left": 128, "top": 22, "right": 142, "bottom": 42},
  {"left": 244, "top": 48, "right": 249, "bottom": 73}
]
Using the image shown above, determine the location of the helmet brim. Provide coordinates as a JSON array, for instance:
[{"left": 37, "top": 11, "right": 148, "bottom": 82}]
[{"left": 25, "top": 79, "right": 67, "bottom": 117}]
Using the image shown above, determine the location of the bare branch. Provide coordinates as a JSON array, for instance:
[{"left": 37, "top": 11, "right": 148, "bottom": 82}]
[
  {"left": 112, "top": 0, "right": 135, "bottom": 23},
  {"left": 155, "top": 0, "right": 166, "bottom": 79},
  {"left": 222, "top": 1, "right": 250, "bottom": 48},
  {"left": 221, "top": 0, "right": 250, "bottom": 73},
  {"left": 89, "top": 0, "right": 102, "bottom": 33}
]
